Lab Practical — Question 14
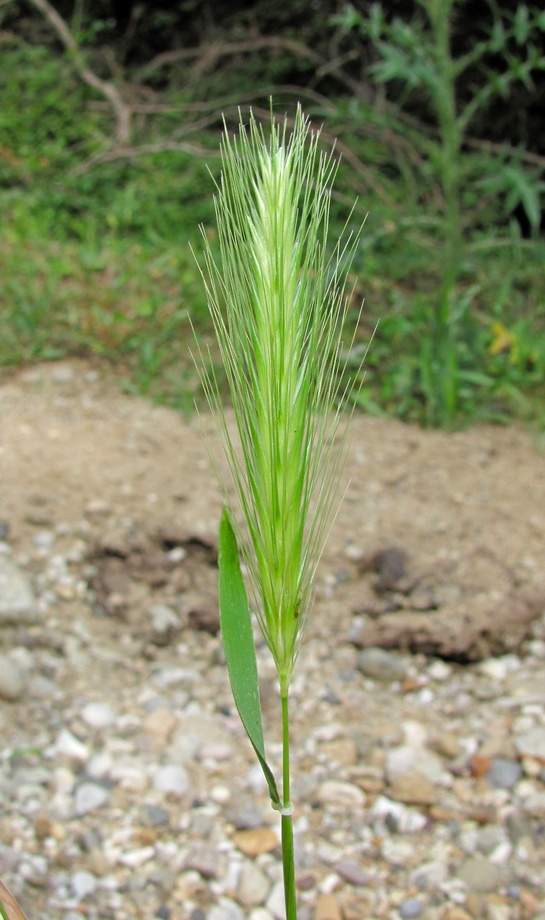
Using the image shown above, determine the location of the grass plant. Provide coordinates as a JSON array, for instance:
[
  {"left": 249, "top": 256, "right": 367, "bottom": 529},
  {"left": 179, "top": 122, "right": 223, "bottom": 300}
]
[{"left": 197, "top": 105, "right": 362, "bottom": 918}]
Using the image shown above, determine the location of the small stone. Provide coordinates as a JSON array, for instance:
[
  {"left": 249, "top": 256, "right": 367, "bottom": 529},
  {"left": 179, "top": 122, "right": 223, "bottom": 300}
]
[
  {"left": 381, "top": 838, "right": 415, "bottom": 866},
  {"left": 185, "top": 845, "right": 222, "bottom": 880},
  {"left": 238, "top": 861, "right": 270, "bottom": 906},
  {"left": 317, "top": 780, "right": 366, "bottom": 808},
  {"left": 399, "top": 898, "right": 424, "bottom": 919},
  {"left": 486, "top": 757, "right": 523, "bottom": 790},
  {"left": 410, "top": 860, "right": 448, "bottom": 890},
  {"left": 119, "top": 846, "right": 155, "bottom": 868},
  {"left": 233, "top": 828, "right": 279, "bottom": 857},
  {"left": 334, "top": 861, "right": 371, "bottom": 886},
  {"left": 389, "top": 770, "right": 439, "bottom": 805},
  {"left": 55, "top": 729, "right": 89, "bottom": 765},
  {"left": 143, "top": 708, "right": 177, "bottom": 743},
  {"left": 266, "top": 882, "right": 286, "bottom": 920},
  {"left": 152, "top": 764, "right": 189, "bottom": 797},
  {"left": 81, "top": 702, "right": 116, "bottom": 729},
  {"left": 478, "top": 655, "right": 519, "bottom": 680},
  {"left": 506, "top": 812, "right": 534, "bottom": 843},
  {"left": 314, "top": 893, "right": 342, "bottom": 920},
  {"left": 521, "top": 790, "right": 545, "bottom": 817},
  {"left": 515, "top": 727, "right": 545, "bottom": 760},
  {"left": 0, "top": 655, "right": 26, "bottom": 700},
  {"left": 319, "top": 738, "right": 358, "bottom": 767},
  {"left": 471, "top": 754, "right": 491, "bottom": 779},
  {"left": 33, "top": 813, "right": 54, "bottom": 840},
  {"left": 199, "top": 742, "right": 233, "bottom": 761},
  {"left": 71, "top": 870, "right": 98, "bottom": 901},
  {"left": 0, "top": 557, "right": 38, "bottom": 624},
  {"left": 142, "top": 804, "right": 170, "bottom": 828},
  {"left": 457, "top": 856, "right": 503, "bottom": 893},
  {"left": 230, "top": 803, "right": 265, "bottom": 830},
  {"left": 485, "top": 902, "right": 510, "bottom": 920},
  {"left": 74, "top": 782, "right": 109, "bottom": 816},
  {"left": 427, "top": 660, "right": 452, "bottom": 681},
  {"left": 149, "top": 604, "right": 182, "bottom": 646},
  {"left": 432, "top": 732, "right": 462, "bottom": 759},
  {"left": 386, "top": 743, "right": 445, "bottom": 786},
  {"left": 441, "top": 909, "right": 472, "bottom": 920},
  {"left": 356, "top": 647, "right": 408, "bottom": 681},
  {"left": 208, "top": 897, "right": 244, "bottom": 920}
]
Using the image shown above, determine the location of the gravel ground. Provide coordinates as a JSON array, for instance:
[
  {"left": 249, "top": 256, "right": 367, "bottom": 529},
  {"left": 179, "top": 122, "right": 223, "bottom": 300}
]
[{"left": 1, "top": 360, "right": 545, "bottom": 920}]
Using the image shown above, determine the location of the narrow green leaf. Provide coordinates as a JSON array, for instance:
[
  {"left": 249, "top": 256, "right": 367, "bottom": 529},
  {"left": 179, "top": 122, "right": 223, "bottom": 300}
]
[
  {"left": 0, "top": 899, "right": 8, "bottom": 920},
  {"left": 218, "top": 507, "right": 281, "bottom": 809}
]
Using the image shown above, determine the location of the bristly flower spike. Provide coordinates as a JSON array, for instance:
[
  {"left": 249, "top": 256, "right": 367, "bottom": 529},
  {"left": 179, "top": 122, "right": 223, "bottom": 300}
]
[{"left": 199, "top": 104, "right": 362, "bottom": 694}]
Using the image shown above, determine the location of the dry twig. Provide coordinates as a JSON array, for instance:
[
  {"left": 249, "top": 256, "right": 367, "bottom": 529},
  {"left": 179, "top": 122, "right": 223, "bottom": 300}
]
[{"left": 26, "top": 0, "right": 131, "bottom": 144}]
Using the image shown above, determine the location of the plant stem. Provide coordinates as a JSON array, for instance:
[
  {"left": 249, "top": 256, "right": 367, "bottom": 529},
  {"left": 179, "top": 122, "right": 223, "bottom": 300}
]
[{"left": 281, "top": 682, "right": 297, "bottom": 919}]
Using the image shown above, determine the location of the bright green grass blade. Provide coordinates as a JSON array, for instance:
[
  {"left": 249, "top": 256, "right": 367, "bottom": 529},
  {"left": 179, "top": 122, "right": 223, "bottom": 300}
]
[
  {"left": 218, "top": 507, "right": 281, "bottom": 809},
  {"left": 0, "top": 899, "right": 8, "bottom": 920}
]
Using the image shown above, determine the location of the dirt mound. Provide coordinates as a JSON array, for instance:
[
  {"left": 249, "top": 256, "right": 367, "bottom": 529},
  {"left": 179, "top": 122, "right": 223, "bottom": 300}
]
[{"left": 1, "top": 359, "right": 544, "bottom": 662}]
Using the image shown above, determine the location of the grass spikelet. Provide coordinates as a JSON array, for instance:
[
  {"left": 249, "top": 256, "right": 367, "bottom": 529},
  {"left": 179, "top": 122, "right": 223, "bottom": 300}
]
[{"left": 199, "top": 104, "right": 362, "bottom": 691}]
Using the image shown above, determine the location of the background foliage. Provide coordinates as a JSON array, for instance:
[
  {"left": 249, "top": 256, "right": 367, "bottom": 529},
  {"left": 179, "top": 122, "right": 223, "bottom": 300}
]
[{"left": 1, "top": 0, "right": 544, "bottom": 425}]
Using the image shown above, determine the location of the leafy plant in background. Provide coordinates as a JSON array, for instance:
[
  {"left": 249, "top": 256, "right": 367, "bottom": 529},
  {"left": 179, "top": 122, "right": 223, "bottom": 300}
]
[
  {"left": 334, "top": 0, "right": 545, "bottom": 424},
  {"left": 197, "top": 106, "right": 362, "bottom": 918}
]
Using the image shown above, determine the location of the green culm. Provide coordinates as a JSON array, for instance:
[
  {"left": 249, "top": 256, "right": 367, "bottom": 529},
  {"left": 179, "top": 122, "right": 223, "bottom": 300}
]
[{"left": 197, "top": 103, "right": 363, "bottom": 919}]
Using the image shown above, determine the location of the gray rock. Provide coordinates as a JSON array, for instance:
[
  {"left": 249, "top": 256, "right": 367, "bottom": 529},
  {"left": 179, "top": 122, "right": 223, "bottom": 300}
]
[
  {"left": 141, "top": 804, "right": 169, "bottom": 828},
  {"left": 335, "top": 860, "right": 373, "bottom": 886},
  {"left": 356, "top": 647, "right": 408, "bottom": 682},
  {"left": 514, "top": 727, "right": 545, "bottom": 760},
  {"left": 0, "top": 557, "right": 38, "bottom": 624},
  {"left": 74, "top": 782, "right": 109, "bottom": 816},
  {"left": 149, "top": 603, "right": 182, "bottom": 646},
  {"left": 238, "top": 861, "right": 270, "bottom": 906},
  {"left": 266, "top": 882, "right": 287, "bottom": 920},
  {"left": 185, "top": 844, "right": 222, "bottom": 880},
  {"left": 486, "top": 757, "right": 523, "bottom": 790},
  {"left": 208, "top": 897, "right": 244, "bottom": 920},
  {"left": 399, "top": 898, "right": 424, "bottom": 919},
  {"left": 71, "top": 870, "right": 98, "bottom": 901},
  {"left": 152, "top": 764, "right": 189, "bottom": 797},
  {"left": 81, "top": 702, "right": 116, "bottom": 729},
  {"left": 0, "top": 654, "right": 26, "bottom": 700},
  {"left": 457, "top": 856, "right": 503, "bottom": 892},
  {"left": 521, "top": 791, "right": 545, "bottom": 817}
]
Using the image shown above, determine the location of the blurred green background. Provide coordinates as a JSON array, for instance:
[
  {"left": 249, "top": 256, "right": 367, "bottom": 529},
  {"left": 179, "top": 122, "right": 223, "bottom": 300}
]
[{"left": 1, "top": 0, "right": 545, "bottom": 426}]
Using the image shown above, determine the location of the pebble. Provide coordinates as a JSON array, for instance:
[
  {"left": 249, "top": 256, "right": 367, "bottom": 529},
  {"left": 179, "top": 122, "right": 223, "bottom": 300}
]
[
  {"left": 389, "top": 770, "right": 439, "bottom": 805},
  {"left": 233, "top": 828, "right": 279, "bottom": 858},
  {"left": 238, "top": 861, "right": 270, "bottom": 906},
  {"left": 208, "top": 897, "right": 244, "bottom": 920},
  {"left": 399, "top": 898, "right": 424, "bottom": 919},
  {"left": 74, "top": 782, "right": 109, "bottom": 816},
  {"left": 149, "top": 603, "right": 182, "bottom": 646},
  {"left": 515, "top": 727, "right": 545, "bottom": 760},
  {"left": 317, "top": 780, "right": 365, "bottom": 808},
  {"left": 314, "top": 893, "right": 342, "bottom": 920},
  {"left": 0, "top": 557, "right": 38, "bottom": 624},
  {"left": 457, "top": 856, "right": 503, "bottom": 892},
  {"left": 334, "top": 861, "right": 372, "bottom": 886},
  {"left": 266, "top": 882, "right": 286, "bottom": 920},
  {"left": 152, "top": 764, "right": 189, "bottom": 797},
  {"left": 71, "top": 870, "right": 98, "bottom": 900},
  {"left": 0, "top": 654, "right": 26, "bottom": 700},
  {"left": 486, "top": 757, "right": 523, "bottom": 789},
  {"left": 356, "top": 647, "right": 408, "bottom": 681},
  {"left": 81, "top": 702, "right": 117, "bottom": 729}
]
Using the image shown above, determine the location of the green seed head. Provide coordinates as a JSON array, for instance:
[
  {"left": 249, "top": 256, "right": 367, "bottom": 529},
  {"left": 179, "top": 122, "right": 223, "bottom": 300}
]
[{"left": 199, "top": 104, "right": 361, "bottom": 687}]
